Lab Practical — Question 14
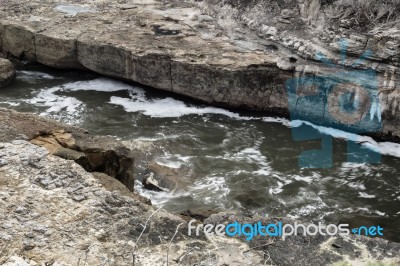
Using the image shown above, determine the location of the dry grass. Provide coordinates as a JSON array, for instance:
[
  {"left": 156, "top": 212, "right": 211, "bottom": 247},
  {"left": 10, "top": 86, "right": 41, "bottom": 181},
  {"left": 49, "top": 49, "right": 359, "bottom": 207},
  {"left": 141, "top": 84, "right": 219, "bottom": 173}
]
[{"left": 326, "top": 0, "right": 400, "bottom": 29}]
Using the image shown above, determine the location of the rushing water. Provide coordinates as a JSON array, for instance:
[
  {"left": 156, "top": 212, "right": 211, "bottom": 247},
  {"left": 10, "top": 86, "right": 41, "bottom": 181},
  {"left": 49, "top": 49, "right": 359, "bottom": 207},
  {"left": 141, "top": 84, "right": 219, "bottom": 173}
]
[{"left": 1, "top": 66, "right": 399, "bottom": 242}]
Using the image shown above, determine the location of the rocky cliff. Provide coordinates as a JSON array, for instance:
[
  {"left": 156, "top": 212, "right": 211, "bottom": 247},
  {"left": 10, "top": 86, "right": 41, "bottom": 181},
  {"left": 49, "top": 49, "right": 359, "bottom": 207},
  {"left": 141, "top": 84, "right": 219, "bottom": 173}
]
[{"left": 199, "top": 0, "right": 400, "bottom": 139}]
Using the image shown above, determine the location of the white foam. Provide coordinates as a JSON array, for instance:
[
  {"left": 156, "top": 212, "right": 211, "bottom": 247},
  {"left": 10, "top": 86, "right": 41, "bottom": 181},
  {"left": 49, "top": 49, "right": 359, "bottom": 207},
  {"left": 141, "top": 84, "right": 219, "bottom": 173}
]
[
  {"left": 288, "top": 120, "right": 400, "bottom": 159},
  {"left": 284, "top": 188, "right": 328, "bottom": 219},
  {"left": 375, "top": 142, "right": 400, "bottom": 158},
  {"left": 262, "top": 117, "right": 291, "bottom": 126},
  {"left": 358, "top": 192, "right": 376, "bottom": 199},
  {"left": 292, "top": 174, "right": 318, "bottom": 184},
  {"left": 155, "top": 155, "right": 192, "bottom": 169},
  {"left": 269, "top": 181, "right": 284, "bottom": 194},
  {"left": 0, "top": 101, "right": 20, "bottom": 107},
  {"left": 134, "top": 134, "right": 182, "bottom": 142},
  {"left": 63, "top": 78, "right": 135, "bottom": 92},
  {"left": 227, "top": 145, "right": 273, "bottom": 176},
  {"left": 189, "top": 175, "right": 230, "bottom": 205},
  {"left": 347, "top": 182, "right": 366, "bottom": 190},
  {"left": 29, "top": 87, "right": 83, "bottom": 114},
  {"left": 191, "top": 175, "right": 228, "bottom": 192},
  {"left": 26, "top": 77, "right": 138, "bottom": 120},
  {"left": 110, "top": 95, "right": 248, "bottom": 119},
  {"left": 352, "top": 205, "right": 385, "bottom": 217},
  {"left": 134, "top": 180, "right": 190, "bottom": 207},
  {"left": 356, "top": 207, "right": 371, "bottom": 213}
]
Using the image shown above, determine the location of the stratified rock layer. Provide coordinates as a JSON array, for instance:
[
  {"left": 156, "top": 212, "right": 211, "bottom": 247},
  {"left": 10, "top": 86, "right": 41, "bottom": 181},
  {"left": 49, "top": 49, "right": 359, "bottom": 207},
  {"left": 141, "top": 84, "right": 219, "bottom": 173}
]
[
  {"left": 1, "top": 0, "right": 400, "bottom": 140},
  {"left": 0, "top": 108, "right": 135, "bottom": 191}
]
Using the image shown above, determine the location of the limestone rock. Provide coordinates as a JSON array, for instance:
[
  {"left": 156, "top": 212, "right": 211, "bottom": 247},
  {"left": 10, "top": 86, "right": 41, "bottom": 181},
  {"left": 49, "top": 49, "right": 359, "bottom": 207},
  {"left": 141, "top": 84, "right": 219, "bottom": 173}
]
[
  {"left": 0, "top": 108, "right": 135, "bottom": 191},
  {"left": 0, "top": 58, "right": 15, "bottom": 88},
  {"left": 92, "top": 172, "right": 151, "bottom": 205}
]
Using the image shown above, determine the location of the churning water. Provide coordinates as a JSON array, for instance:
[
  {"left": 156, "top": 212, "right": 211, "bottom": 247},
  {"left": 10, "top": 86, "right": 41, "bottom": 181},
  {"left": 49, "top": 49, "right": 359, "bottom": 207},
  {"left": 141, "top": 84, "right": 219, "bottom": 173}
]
[{"left": 1, "top": 66, "right": 399, "bottom": 242}]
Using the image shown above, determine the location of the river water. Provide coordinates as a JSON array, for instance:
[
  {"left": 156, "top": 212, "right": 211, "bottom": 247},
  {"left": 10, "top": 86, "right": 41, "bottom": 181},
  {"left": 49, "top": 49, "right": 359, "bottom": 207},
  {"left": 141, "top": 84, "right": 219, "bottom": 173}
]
[{"left": 1, "top": 66, "right": 399, "bottom": 242}]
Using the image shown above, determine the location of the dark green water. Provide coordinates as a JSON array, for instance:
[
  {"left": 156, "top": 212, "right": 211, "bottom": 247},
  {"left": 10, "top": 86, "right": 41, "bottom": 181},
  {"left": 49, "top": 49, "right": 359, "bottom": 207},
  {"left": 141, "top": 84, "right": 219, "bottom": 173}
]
[{"left": 1, "top": 66, "right": 399, "bottom": 242}]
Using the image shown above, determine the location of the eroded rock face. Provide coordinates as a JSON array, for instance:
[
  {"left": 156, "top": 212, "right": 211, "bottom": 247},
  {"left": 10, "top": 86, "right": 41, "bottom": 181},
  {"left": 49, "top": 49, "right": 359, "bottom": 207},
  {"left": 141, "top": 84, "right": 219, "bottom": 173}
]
[
  {"left": 0, "top": 108, "right": 135, "bottom": 191},
  {"left": 0, "top": 0, "right": 399, "bottom": 140},
  {"left": 198, "top": 0, "right": 400, "bottom": 140},
  {"left": 0, "top": 58, "right": 15, "bottom": 88}
]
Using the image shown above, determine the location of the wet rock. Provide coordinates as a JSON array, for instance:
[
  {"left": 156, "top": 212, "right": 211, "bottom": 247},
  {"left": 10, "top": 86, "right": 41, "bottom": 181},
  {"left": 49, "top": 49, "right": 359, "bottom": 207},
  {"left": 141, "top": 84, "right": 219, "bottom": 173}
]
[
  {"left": 0, "top": 58, "right": 15, "bottom": 88},
  {"left": 143, "top": 172, "right": 166, "bottom": 192},
  {"left": 142, "top": 163, "right": 188, "bottom": 192}
]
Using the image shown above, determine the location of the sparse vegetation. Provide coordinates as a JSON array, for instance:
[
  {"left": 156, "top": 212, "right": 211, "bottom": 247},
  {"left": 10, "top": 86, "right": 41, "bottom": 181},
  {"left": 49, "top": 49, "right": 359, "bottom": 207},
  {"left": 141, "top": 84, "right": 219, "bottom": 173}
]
[{"left": 326, "top": 0, "right": 400, "bottom": 29}]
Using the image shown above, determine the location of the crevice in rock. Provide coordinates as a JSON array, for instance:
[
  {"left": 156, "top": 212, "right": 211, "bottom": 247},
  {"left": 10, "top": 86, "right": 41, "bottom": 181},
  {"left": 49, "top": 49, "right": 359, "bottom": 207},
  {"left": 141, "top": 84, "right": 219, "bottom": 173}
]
[
  {"left": 169, "top": 55, "right": 173, "bottom": 92},
  {"left": 32, "top": 30, "right": 37, "bottom": 62},
  {"left": 30, "top": 130, "right": 135, "bottom": 192}
]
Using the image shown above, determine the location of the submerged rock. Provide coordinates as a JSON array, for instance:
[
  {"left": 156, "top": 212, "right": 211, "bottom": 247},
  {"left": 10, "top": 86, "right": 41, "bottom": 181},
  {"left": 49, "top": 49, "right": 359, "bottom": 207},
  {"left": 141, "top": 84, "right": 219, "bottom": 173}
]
[
  {"left": 142, "top": 163, "right": 188, "bottom": 192},
  {"left": 0, "top": 58, "right": 15, "bottom": 88},
  {"left": 143, "top": 172, "right": 166, "bottom": 192}
]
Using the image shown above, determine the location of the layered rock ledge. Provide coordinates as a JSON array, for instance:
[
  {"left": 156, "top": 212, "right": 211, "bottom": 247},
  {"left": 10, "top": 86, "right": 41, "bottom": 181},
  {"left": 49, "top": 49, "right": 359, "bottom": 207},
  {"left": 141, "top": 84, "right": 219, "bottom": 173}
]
[
  {"left": 0, "top": 108, "right": 135, "bottom": 191},
  {"left": 1, "top": 0, "right": 400, "bottom": 140},
  {"left": 0, "top": 108, "right": 399, "bottom": 265}
]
